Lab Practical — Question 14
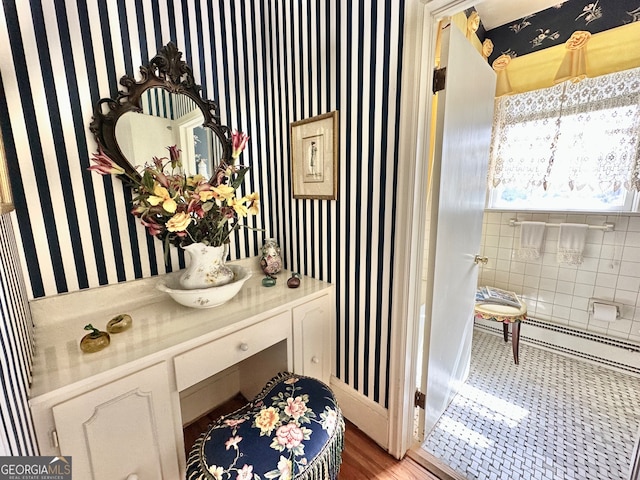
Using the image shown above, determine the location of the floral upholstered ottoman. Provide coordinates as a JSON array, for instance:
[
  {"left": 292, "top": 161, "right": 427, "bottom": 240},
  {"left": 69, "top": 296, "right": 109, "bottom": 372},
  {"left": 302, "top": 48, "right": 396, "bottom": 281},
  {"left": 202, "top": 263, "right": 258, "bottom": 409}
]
[{"left": 186, "top": 372, "right": 345, "bottom": 480}]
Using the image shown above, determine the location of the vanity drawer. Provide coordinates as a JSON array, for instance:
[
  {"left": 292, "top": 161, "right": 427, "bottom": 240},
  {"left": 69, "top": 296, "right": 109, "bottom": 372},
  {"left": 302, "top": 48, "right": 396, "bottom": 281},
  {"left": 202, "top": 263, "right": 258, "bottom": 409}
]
[{"left": 174, "top": 312, "right": 291, "bottom": 392}]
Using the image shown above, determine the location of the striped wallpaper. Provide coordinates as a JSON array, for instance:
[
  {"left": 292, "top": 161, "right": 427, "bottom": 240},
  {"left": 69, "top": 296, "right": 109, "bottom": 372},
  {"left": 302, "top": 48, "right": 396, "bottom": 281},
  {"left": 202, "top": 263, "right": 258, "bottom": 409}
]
[
  {"left": 0, "top": 214, "right": 37, "bottom": 455},
  {"left": 0, "top": 0, "right": 404, "bottom": 424}
]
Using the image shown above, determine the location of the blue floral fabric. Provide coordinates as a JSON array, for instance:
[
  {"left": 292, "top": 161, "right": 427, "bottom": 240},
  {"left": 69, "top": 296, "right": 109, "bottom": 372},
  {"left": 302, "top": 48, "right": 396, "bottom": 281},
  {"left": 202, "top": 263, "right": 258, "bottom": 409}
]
[
  {"left": 186, "top": 372, "right": 344, "bottom": 480},
  {"left": 480, "top": 0, "right": 640, "bottom": 65}
]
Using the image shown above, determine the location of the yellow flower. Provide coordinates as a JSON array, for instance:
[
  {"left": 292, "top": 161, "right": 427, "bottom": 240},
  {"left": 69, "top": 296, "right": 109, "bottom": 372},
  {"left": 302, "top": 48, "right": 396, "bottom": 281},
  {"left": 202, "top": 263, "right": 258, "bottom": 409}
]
[
  {"left": 197, "top": 188, "right": 215, "bottom": 202},
  {"left": 254, "top": 407, "right": 279, "bottom": 435},
  {"left": 492, "top": 54, "right": 511, "bottom": 72},
  {"left": 212, "top": 185, "right": 235, "bottom": 201},
  {"left": 166, "top": 212, "right": 192, "bottom": 232},
  {"left": 245, "top": 192, "right": 260, "bottom": 215},
  {"left": 566, "top": 31, "right": 591, "bottom": 51},
  {"left": 229, "top": 197, "right": 248, "bottom": 217},
  {"left": 186, "top": 174, "right": 204, "bottom": 187},
  {"left": 147, "top": 185, "right": 177, "bottom": 213}
]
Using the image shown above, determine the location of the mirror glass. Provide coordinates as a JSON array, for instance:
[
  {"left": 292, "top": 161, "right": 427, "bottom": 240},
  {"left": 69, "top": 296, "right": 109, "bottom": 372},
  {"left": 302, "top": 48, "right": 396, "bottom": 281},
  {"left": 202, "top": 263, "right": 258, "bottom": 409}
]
[
  {"left": 90, "top": 42, "right": 231, "bottom": 180},
  {"left": 115, "top": 88, "right": 223, "bottom": 176}
]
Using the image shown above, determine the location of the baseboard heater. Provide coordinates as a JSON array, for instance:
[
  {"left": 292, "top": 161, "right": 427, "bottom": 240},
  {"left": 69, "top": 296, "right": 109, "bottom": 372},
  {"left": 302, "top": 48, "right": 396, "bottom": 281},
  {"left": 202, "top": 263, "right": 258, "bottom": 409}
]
[{"left": 474, "top": 317, "right": 640, "bottom": 376}]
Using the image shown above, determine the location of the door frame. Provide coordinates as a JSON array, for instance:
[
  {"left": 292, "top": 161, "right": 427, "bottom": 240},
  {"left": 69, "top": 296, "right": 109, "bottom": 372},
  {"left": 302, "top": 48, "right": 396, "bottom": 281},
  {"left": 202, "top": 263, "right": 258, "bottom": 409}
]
[{"left": 387, "top": 0, "right": 481, "bottom": 459}]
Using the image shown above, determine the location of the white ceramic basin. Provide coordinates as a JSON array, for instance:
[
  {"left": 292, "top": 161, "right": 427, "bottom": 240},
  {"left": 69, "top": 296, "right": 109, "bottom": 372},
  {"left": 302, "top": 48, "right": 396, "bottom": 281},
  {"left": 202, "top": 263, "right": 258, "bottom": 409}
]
[{"left": 157, "top": 265, "right": 251, "bottom": 309}]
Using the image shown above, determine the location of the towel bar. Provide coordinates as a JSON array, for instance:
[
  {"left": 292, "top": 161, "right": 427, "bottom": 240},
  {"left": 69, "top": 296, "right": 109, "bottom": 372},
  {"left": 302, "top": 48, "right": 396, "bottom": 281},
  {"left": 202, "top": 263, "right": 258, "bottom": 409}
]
[{"left": 508, "top": 219, "right": 614, "bottom": 232}]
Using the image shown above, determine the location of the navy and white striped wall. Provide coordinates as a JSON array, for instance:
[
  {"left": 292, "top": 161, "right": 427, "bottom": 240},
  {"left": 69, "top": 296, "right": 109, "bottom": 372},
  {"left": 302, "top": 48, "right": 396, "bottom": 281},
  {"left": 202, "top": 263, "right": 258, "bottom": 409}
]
[
  {"left": 0, "top": 214, "right": 37, "bottom": 455},
  {"left": 0, "top": 0, "right": 404, "bottom": 409}
]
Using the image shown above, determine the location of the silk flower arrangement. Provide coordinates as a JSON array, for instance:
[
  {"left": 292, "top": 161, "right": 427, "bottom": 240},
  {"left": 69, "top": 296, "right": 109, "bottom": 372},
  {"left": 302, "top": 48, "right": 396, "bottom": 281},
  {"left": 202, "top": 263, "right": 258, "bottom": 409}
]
[{"left": 89, "top": 130, "right": 260, "bottom": 258}]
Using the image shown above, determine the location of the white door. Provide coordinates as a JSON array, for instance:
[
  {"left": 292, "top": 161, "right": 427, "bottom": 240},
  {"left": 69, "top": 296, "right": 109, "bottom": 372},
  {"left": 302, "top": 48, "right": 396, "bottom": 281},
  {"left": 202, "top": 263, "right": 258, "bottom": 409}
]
[{"left": 419, "top": 23, "right": 496, "bottom": 437}]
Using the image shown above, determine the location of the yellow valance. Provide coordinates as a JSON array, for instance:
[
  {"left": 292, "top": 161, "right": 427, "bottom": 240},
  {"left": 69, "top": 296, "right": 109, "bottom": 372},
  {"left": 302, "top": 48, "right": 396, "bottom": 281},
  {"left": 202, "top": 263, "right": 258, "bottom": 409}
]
[
  {"left": 492, "top": 54, "right": 514, "bottom": 96},
  {"left": 554, "top": 30, "right": 591, "bottom": 84}
]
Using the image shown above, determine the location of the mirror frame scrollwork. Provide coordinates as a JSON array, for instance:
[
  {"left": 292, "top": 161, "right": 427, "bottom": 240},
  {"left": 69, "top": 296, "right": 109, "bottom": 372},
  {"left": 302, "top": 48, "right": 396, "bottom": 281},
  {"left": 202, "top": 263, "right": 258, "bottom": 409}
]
[{"left": 90, "top": 42, "right": 232, "bottom": 179}]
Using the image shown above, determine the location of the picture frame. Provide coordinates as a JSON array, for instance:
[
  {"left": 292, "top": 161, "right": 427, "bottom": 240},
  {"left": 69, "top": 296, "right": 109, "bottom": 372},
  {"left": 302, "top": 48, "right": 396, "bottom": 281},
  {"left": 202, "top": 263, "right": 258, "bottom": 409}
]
[
  {"left": 0, "top": 130, "right": 14, "bottom": 215},
  {"left": 290, "top": 111, "right": 338, "bottom": 200}
]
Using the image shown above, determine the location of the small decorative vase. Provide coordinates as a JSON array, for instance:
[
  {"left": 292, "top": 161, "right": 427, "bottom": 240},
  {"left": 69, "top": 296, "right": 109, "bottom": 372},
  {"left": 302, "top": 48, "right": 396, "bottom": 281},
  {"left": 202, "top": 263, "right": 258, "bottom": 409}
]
[
  {"left": 260, "top": 238, "right": 282, "bottom": 275},
  {"left": 180, "top": 243, "right": 234, "bottom": 290}
]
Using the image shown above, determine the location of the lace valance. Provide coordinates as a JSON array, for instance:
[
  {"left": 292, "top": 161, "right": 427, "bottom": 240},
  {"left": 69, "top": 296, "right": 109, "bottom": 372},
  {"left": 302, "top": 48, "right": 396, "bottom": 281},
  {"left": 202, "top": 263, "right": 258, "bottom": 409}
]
[{"left": 487, "top": 66, "right": 640, "bottom": 195}]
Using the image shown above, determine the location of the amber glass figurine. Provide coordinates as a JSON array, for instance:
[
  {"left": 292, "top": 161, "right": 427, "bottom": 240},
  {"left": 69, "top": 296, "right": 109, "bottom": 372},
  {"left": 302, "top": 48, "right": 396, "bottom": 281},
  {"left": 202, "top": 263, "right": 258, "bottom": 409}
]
[
  {"left": 106, "top": 314, "right": 132, "bottom": 333},
  {"left": 80, "top": 324, "right": 110, "bottom": 353}
]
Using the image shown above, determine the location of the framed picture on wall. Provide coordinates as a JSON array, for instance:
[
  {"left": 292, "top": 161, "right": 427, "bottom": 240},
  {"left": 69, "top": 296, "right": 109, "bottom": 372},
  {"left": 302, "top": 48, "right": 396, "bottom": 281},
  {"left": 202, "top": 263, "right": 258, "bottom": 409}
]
[
  {"left": 0, "top": 130, "right": 14, "bottom": 215},
  {"left": 290, "top": 111, "right": 339, "bottom": 200}
]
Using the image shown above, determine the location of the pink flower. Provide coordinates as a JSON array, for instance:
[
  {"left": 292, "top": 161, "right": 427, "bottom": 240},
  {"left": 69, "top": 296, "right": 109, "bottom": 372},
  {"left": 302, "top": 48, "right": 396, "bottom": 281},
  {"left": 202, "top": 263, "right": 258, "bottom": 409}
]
[
  {"left": 187, "top": 199, "right": 206, "bottom": 218},
  {"left": 211, "top": 167, "right": 228, "bottom": 187},
  {"left": 221, "top": 206, "right": 235, "bottom": 219},
  {"left": 275, "top": 423, "right": 304, "bottom": 450},
  {"left": 88, "top": 148, "right": 125, "bottom": 176},
  {"left": 167, "top": 145, "right": 181, "bottom": 168},
  {"left": 146, "top": 161, "right": 170, "bottom": 188},
  {"left": 225, "top": 435, "right": 242, "bottom": 450},
  {"left": 284, "top": 396, "right": 307, "bottom": 420},
  {"left": 140, "top": 217, "right": 164, "bottom": 236},
  {"left": 236, "top": 464, "right": 253, "bottom": 480},
  {"left": 224, "top": 418, "right": 246, "bottom": 428},
  {"left": 231, "top": 130, "right": 249, "bottom": 159}
]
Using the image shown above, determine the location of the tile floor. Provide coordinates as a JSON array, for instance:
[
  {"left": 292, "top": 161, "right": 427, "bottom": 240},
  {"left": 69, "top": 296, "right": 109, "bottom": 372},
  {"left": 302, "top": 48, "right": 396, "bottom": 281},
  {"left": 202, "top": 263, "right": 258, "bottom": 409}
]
[{"left": 422, "top": 328, "right": 640, "bottom": 480}]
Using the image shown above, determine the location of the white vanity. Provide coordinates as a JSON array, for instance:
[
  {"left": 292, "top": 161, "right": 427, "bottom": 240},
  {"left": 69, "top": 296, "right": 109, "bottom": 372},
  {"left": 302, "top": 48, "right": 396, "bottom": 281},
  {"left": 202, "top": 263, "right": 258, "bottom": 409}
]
[{"left": 28, "top": 257, "right": 334, "bottom": 479}]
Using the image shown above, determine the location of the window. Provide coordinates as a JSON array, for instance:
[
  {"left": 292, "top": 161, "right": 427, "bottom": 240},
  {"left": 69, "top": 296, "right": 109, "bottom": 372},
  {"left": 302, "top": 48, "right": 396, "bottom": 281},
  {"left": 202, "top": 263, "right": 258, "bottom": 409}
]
[{"left": 486, "top": 66, "right": 640, "bottom": 211}]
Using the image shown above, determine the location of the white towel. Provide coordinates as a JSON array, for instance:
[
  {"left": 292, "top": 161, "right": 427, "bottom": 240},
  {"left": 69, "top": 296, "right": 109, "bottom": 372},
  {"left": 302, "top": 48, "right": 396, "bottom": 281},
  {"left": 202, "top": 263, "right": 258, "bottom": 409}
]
[
  {"left": 517, "top": 221, "right": 546, "bottom": 260},
  {"left": 557, "top": 223, "right": 589, "bottom": 265}
]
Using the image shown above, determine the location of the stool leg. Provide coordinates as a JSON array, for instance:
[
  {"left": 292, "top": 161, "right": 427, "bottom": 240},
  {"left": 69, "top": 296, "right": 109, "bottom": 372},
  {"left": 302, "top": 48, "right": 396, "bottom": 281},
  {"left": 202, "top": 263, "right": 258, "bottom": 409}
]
[
  {"left": 502, "top": 323, "right": 509, "bottom": 342},
  {"left": 511, "top": 321, "right": 521, "bottom": 365}
]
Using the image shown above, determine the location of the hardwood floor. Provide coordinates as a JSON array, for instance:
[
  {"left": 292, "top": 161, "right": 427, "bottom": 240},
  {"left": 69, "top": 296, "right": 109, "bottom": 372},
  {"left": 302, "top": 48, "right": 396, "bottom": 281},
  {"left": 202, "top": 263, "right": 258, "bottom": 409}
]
[
  {"left": 183, "top": 395, "right": 440, "bottom": 479},
  {"left": 339, "top": 421, "right": 441, "bottom": 479}
]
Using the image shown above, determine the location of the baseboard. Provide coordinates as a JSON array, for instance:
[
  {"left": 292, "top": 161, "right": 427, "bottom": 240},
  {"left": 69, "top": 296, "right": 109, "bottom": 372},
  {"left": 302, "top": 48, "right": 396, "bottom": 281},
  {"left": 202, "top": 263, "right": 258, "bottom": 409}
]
[
  {"left": 475, "top": 317, "right": 640, "bottom": 376},
  {"left": 330, "top": 375, "right": 389, "bottom": 450}
]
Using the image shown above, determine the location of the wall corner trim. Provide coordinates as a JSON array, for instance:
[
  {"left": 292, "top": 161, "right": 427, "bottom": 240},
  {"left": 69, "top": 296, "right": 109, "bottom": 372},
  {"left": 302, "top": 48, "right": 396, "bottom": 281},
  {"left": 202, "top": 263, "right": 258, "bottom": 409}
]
[{"left": 329, "top": 375, "right": 389, "bottom": 450}]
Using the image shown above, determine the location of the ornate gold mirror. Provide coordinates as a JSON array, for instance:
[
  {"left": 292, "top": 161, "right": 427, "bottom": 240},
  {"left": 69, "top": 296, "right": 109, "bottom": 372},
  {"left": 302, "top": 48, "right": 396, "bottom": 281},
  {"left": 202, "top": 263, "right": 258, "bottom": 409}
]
[{"left": 90, "top": 42, "right": 231, "bottom": 179}]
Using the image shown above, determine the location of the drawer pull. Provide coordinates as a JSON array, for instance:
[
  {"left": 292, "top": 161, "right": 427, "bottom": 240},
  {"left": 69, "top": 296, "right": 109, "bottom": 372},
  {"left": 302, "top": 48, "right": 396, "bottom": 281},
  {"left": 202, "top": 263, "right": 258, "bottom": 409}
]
[
  {"left": 126, "top": 475, "right": 139, "bottom": 480},
  {"left": 239, "top": 343, "right": 249, "bottom": 352},
  {"left": 311, "top": 356, "right": 320, "bottom": 364}
]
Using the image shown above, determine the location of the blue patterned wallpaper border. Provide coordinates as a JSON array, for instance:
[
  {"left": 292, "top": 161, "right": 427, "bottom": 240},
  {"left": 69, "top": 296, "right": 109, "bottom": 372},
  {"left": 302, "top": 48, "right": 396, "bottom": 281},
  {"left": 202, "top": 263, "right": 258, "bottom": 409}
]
[{"left": 470, "top": 0, "right": 640, "bottom": 65}]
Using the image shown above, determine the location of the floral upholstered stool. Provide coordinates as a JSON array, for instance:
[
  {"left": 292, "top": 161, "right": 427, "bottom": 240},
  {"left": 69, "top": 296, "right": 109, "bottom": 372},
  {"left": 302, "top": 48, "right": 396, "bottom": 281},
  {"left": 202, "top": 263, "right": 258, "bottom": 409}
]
[
  {"left": 474, "top": 301, "right": 527, "bottom": 365},
  {"left": 186, "top": 372, "right": 344, "bottom": 480}
]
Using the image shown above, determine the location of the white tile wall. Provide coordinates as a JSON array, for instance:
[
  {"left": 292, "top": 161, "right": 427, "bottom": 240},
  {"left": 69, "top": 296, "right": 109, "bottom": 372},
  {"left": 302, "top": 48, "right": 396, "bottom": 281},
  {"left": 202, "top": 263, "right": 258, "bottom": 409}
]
[{"left": 478, "top": 211, "right": 640, "bottom": 343}]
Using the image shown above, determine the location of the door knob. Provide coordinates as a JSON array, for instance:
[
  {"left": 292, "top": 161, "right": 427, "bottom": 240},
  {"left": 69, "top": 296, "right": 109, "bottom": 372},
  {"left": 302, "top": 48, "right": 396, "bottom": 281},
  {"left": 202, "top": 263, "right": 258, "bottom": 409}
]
[{"left": 474, "top": 255, "right": 488, "bottom": 265}]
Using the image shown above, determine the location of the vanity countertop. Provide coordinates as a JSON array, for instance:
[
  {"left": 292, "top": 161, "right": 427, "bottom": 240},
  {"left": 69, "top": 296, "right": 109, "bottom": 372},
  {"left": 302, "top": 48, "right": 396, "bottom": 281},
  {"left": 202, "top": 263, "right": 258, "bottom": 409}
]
[{"left": 28, "top": 257, "right": 332, "bottom": 402}]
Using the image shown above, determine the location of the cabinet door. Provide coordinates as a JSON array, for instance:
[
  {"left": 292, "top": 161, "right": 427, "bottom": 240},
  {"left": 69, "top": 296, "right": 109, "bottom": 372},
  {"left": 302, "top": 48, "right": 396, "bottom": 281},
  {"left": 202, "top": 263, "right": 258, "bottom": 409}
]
[
  {"left": 52, "top": 363, "right": 180, "bottom": 480},
  {"left": 292, "top": 295, "right": 331, "bottom": 383}
]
